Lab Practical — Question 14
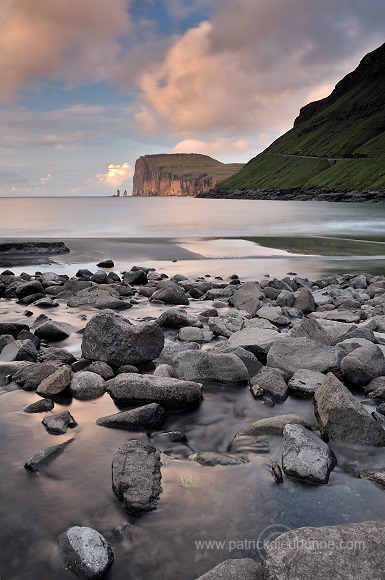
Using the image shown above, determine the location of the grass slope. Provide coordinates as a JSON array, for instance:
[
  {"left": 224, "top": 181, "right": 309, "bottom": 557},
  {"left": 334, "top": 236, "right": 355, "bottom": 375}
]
[
  {"left": 220, "top": 43, "right": 385, "bottom": 192},
  {"left": 145, "top": 154, "right": 243, "bottom": 181}
]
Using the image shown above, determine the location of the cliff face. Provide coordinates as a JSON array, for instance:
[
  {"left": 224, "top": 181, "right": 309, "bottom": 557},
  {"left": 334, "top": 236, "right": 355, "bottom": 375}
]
[{"left": 132, "top": 153, "right": 243, "bottom": 197}]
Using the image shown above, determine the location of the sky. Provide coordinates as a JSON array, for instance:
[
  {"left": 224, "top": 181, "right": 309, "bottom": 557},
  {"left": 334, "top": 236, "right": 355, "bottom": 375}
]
[{"left": 0, "top": 0, "right": 384, "bottom": 197}]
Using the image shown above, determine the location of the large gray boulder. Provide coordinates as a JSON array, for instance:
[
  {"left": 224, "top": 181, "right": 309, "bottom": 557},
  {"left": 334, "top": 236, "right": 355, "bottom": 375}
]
[
  {"left": 157, "top": 308, "right": 202, "bottom": 329},
  {"left": 173, "top": 350, "right": 249, "bottom": 384},
  {"left": 13, "top": 362, "right": 56, "bottom": 390},
  {"left": 228, "top": 282, "right": 264, "bottom": 316},
  {"left": 263, "top": 521, "right": 385, "bottom": 580},
  {"left": 96, "top": 403, "right": 165, "bottom": 431},
  {"left": 208, "top": 311, "right": 247, "bottom": 338},
  {"left": 0, "top": 339, "right": 37, "bottom": 362},
  {"left": 267, "top": 337, "right": 344, "bottom": 376},
  {"left": 340, "top": 343, "right": 385, "bottom": 386},
  {"left": 106, "top": 373, "right": 202, "bottom": 410},
  {"left": 290, "top": 317, "right": 333, "bottom": 346},
  {"left": 177, "top": 327, "right": 213, "bottom": 343},
  {"left": 194, "top": 558, "right": 264, "bottom": 580},
  {"left": 70, "top": 371, "right": 106, "bottom": 400},
  {"left": 250, "top": 367, "right": 288, "bottom": 403},
  {"left": 67, "top": 287, "right": 129, "bottom": 310},
  {"left": 36, "top": 365, "right": 72, "bottom": 396},
  {"left": 81, "top": 310, "right": 164, "bottom": 367},
  {"left": 293, "top": 287, "right": 316, "bottom": 314},
  {"left": 34, "top": 320, "right": 75, "bottom": 341},
  {"left": 112, "top": 440, "right": 162, "bottom": 515},
  {"left": 24, "top": 438, "right": 74, "bottom": 471},
  {"left": 227, "top": 327, "right": 284, "bottom": 359},
  {"left": 359, "top": 467, "right": 385, "bottom": 490},
  {"left": 314, "top": 372, "right": 385, "bottom": 446},
  {"left": 150, "top": 281, "right": 189, "bottom": 305},
  {"left": 208, "top": 344, "right": 262, "bottom": 378},
  {"left": 256, "top": 305, "right": 289, "bottom": 326},
  {"left": 288, "top": 369, "right": 325, "bottom": 397},
  {"left": 282, "top": 424, "right": 337, "bottom": 484},
  {"left": 58, "top": 526, "right": 114, "bottom": 579}
]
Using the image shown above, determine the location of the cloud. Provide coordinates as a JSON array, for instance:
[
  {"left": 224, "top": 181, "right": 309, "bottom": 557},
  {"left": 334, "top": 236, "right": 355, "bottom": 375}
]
[
  {"left": 134, "top": 0, "right": 385, "bottom": 137},
  {"left": 172, "top": 137, "right": 248, "bottom": 156},
  {"left": 95, "top": 162, "right": 133, "bottom": 187},
  {"left": 0, "top": 0, "right": 131, "bottom": 99}
]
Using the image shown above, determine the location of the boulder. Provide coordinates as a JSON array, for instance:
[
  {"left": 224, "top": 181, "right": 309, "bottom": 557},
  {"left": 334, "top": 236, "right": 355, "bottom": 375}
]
[
  {"left": 250, "top": 367, "right": 288, "bottom": 403},
  {"left": 0, "top": 334, "right": 15, "bottom": 352},
  {"left": 314, "top": 372, "right": 385, "bottom": 446},
  {"left": 173, "top": 350, "right": 249, "bottom": 384},
  {"left": 67, "top": 287, "right": 129, "bottom": 310},
  {"left": 228, "top": 282, "right": 263, "bottom": 316},
  {"left": 57, "top": 526, "right": 114, "bottom": 579},
  {"left": 112, "top": 440, "right": 162, "bottom": 515},
  {"left": 150, "top": 281, "right": 189, "bottom": 305},
  {"left": 122, "top": 269, "right": 148, "bottom": 285},
  {"left": 194, "top": 559, "right": 264, "bottom": 580},
  {"left": 157, "top": 308, "right": 202, "bottom": 329},
  {"left": 290, "top": 317, "right": 334, "bottom": 345},
  {"left": 13, "top": 362, "right": 56, "bottom": 390},
  {"left": 208, "top": 344, "right": 262, "bottom": 378},
  {"left": 309, "top": 309, "right": 363, "bottom": 324},
  {"left": 267, "top": 337, "right": 344, "bottom": 376},
  {"left": 96, "top": 403, "right": 165, "bottom": 431},
  {"left": 293, "top": 287, "right": 316, "bottom": 313},
  {"left": 177, "top": 327, "right": 213, "bottom": 343},
  {"left": 106, "top": 373, "right": 202, "bottom": 411},
  {"left": 0, "top": 339, "right": 37, "bottom": 362},
  {"left": 81, "top": 310, "right": 164, "bottom": 367},
  {"left": 38, "top": 347, "right": 76, "bottom": 365},
  {"left": 263, "top": 521, "right": 385, "bottom": 580},
  {"left": 227, "top": 327, "right": 284, "bottom": 360},
  {"left": 23, "top": 398, "right": 54, "bottom": 413},
  {"left": 282, "top": 424, "right": 337, "bottom": 484},
  {"left": 208, "top": 311, "right": 247, "bottom": 338},
  {"left": 15, "top": 280, "right": 45, "bottom": 299},
  {"left": 42, "top": 410, "right": 77, "bottom": 434},
  {"left": 340, "top": 343, "right": 385, "bottom": 386},
  {"left": 96, "top": 259, "right": 114, "bottom": 268},
  {"left": 359, "top": 467, "right": 385, "bottom": 490},
  {"left": 288, "top": 369, "right": 325, "bottom": 397},
  {"left": 36, "top": 365, "right": 72, "bottom": 396},
  {"left": 156, "top": 341, "right": 200, "bottom": 366},
  {"left": 0, "top": 322, "right": 29, "bottom": 338},
  {"left": 70, "top": 371, "right": 106, "bottom": 400},
  {"left": 256, "top": 305, "right": 289, "bottom": 326},
  {"left": 153, "top": 363, "right": 174, "bottom": 377},
  {"left": 24, "top": 438, "right": 74, "bottom": 471},
  {"left": 34, "top": 320, "right": 75, "bottom": 341},
  {"left": 85, "top": 361, "right": 114, "bottom": 380},
  {"left": 364, "top": 376, "right": 385, "bottom": 398}
]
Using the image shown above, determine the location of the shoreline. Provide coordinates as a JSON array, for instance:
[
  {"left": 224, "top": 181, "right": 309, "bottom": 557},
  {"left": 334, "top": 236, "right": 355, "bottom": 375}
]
[{"left": 197, "top": 186, "right": 385, "bottom": 202}]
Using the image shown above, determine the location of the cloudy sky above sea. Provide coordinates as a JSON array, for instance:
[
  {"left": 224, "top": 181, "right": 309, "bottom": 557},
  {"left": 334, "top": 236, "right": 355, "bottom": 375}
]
[{"left": 0, "top": 0, "right": 384, "bottom": 197}]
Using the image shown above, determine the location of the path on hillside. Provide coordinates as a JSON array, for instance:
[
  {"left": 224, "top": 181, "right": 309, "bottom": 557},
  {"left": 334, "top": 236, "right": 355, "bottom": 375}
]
[{"left": 269, "top": 152, "right": 385, "bottom": 161}]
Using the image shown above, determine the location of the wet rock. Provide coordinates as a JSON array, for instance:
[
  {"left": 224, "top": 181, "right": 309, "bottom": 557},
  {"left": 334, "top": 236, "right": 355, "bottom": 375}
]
[
  {"left": 90, "top": 270, "right": 108, "bottom": 284},
  {"left": 290, "top": 317, "right": 334, "bottom": 345},
  {"left": 195, "top": 558, "right": 264, "bottom": 580},
  {"left": 153, "top": 363, "right": 173, "bottom": 377},
  {"left": 24, "top": 438, "right": 74, "bottom": 471},
  {"left": 263, "top": 521, "right": 385, "bottom": 580},
  {"left": 122, "top": 269, "right": 148, "bottom": 285},
  {"left": 15, "top": 280, "right": 45, "bottom": 299},
  {"left": 34, "top": 320, "right": 75, "bottom": 341},
  {"left": 96, "top": 402, "right": 165, "bottom": 431},
  {"left": 282, "top": 424, "right": 337, "bottom": 484},
  {"left": 67, "top": 287, "right": 129, "bottom": 310},
  {"left": 227, "top": 327, "right": 284, "bottom": 360},
  {"left": 0, "top": 360, "right": 32, "bottom": 380},
  {"left": 229, "top": 414, "right": 312, "bottom": 448},
  {"left": 0, "top": 334, "right": 15, "bottom": 352},
  {"left": 177, "top": 327, "right": 214, "bottom": 343},
  {"left": 189, "top": 452, "right": 247, "bottom": 466},
  {"left": 17, "top": 329, "right": 40, "bottom": 348},
  {"left": 150, "top": 281, "right": 189, "bottom": 305},
  {"left": 0, "top": 339, "right": 38, "bottom": 362},
  {"left": 208, "top": 311, "right": 247, "bottom": 338},
  {"left": 209, "top": 344, "right": 262, "bottom": 377},
  {"left": 23, "top": 398, "right": 54, "bottom": 413},
  {"left": 228, "top": 282, "right": 264, "bottom": 316},
  {"left": 340, "top": 343, "right": 385, "bottom": 386},
  {"left": 364, "top": 376, "right": 385, "bottom": 398},
  {"left": 58, "top": 526, "right": 114, "bottom": 579},
  {"left": 288, "top": 369, "right": 325, "bottom": 397},
  {"left": 256, "top": 305, "right": 289, "bottom": 326},
  {"left": 173, "top": 350, "right": 249, "bottom": 384},
  {"left": 106, "top": 373, "right": 202, "bottom": 410},
  {"left": 267, "top": 337, "right": 344, "bottom": 376},
  {"left": 359, "top": 467, "right": 385, "bottom": 490},
  {"left": 293, "top": 287, "right": 316, "bottom": 314},
  {"left": 81, "top": 310, "right": 164, "bottom": 367},
  {"left": 36, "top": 365, "right": 72, "bottom": 396},
  {"left": 96, "top": 259, "right": 114, "bottom": 268},
  {"left": 42, "top": 410, "right": 77, "bottom": 434},
  {"left": 70, "top": 371, "right": 106, "bottom": 400},
  {"left": 157, "top": 308, "right": 203, "bottom": 329},
  {"left": 250, "top": 367, "right": 288, "bottom": 403},
  {"left": 112, "top": 440, "right": 162, "bottom": 515},
  {"left": 276, "top": 289, "right": 295, "bottom": 308},
  {"left": 337, "top": 337, "right": 374, "bottom": 353},
  {"left": 38, "top": 346, "right": 77, "bottom": 365},
  {"left": 310, "top": 309, "right": 363, "bottom": 324},
  {"left": 314, "top": 372, "right": 385, "bottom": 446},
  {"left": 156, "top": 341, "right": 200, "bottom": 366},
  {"left": 86, "top": 361, "right": 114, "bottom": 380}
]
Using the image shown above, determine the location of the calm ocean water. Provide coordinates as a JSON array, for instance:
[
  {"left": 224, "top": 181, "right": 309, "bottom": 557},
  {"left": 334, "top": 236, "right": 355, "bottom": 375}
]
[{"left": 1, "top": 196, "right": 385, "bottom": 279}]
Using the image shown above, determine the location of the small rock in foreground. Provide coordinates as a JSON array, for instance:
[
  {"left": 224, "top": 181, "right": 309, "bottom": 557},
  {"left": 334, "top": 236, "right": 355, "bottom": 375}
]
[
  {"left": 24, "top": 438, "right": 74, "bottom": 471},
  {"left": 57, "top": 526, "right": 114, "bottom": 579}
]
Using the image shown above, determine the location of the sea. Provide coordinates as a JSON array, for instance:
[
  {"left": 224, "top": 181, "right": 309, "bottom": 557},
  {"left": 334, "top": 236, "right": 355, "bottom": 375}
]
[
  {"left": 1, "top": 196, "right": 385, "bottom": 579},
  {"left": 1, "top": 196, "right": 385, "bottom": 280}
]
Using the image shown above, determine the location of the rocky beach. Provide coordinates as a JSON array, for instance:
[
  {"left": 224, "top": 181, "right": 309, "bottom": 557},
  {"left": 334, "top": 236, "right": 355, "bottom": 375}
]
[{"left": 2, "top": 241, "right": 385, "bottom": 579}]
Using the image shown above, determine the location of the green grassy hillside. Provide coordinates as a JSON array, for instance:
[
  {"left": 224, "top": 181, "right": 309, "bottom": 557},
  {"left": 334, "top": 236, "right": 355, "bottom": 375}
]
[{"left": 220, "top": 43, "right": 385, "bottom": 192}]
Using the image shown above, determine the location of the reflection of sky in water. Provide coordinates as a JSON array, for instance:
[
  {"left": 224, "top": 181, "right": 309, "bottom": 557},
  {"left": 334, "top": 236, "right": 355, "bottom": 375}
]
[{"left": 2, "top": 197, "right": 385, "bottom": 238}]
